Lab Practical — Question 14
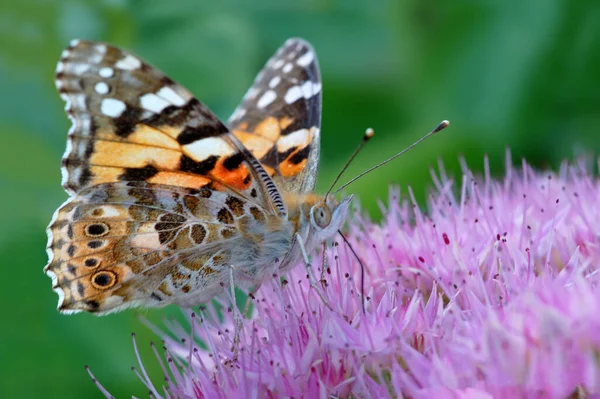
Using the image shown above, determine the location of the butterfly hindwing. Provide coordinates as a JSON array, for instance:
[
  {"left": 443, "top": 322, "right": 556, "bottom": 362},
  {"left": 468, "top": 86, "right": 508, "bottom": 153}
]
[
  {"left": 55, "top": 39, "right": 281, "bottom": 214},
  {"left": 45, "top": 181, "right": 269, "bottom": 314},
  {"left": 228, "top": 38, "right": 322, "bottom": 194}
]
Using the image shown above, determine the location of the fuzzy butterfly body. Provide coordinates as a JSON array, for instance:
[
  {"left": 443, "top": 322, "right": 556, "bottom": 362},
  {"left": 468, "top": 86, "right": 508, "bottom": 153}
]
[{"left": 46, "top": 38, "right": 351, "bottom": 314}]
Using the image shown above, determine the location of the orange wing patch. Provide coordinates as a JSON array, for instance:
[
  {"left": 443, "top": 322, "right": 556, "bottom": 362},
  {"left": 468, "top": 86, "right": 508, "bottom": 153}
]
[
  {"left": 254, "top": 117, "right": 285, "bottom": 141},
  {"left": 96, "top": 125, "right": 180, "bottom": 150},
  {"left": 234, "top": 116, "right": 295, "bottom": 143},
  {"left": 81, "top": 124, "right": 213, "bottom": 190},
  {"left": 211, "top": 156, "right": 253, "bottom": 192},
  {"left": 232, "top": 130, "right": 273, "bottom": 160},
  {"left": 233, "top": 116, "right": 315, "bottom": 180},
  {"left": 147, "top": 172, "right": 211, "bottom": 188},
  {"left": 90, "top": 140, "right": 182, "bottom": 169},
  {"left": 277, "top": 127, "right": 314, "bottom": 177},
  {"left": 234, "top": 120, "right": 314, "bottom": 178}
]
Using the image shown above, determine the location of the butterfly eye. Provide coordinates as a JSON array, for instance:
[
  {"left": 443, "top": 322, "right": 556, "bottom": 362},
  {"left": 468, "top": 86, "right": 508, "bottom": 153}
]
[{"left": 312, "top": 205, "right": 332, "bottom": 229}]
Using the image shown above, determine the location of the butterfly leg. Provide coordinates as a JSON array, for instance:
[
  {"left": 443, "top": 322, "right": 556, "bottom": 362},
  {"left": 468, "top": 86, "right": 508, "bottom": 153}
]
[
  {"left": 294, "top": 233, "right": 333, "bottom": 311},
  {"left": 225, "top": 264, "right": 261, "bottom": 316},
  {"left": 320, "top": 242, "right": 328, "bottom": 287}
]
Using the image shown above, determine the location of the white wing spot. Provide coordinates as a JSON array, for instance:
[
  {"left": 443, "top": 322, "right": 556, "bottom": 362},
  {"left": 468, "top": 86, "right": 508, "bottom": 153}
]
[
  {"left": 99, "top": 67, "right": 114, "bottom": 78},
  {"left": 297, "top": 51, "right": 314, "bottom": 67},
  {"left": 277, "top": 129, "right": 310, "bottom": 152},
  {"left": 272, "top": 59, "right": 285, "bottom": 69},
  {"left": 315, "top": 82, "right": 322, "bottom": 93},
  {"left": 284, "top": 86, "right": 303, "bottom": 104},
  {"left": 157, "top": 87, "right": 187, "bottom": 106},
  {"left": 101, "top": 98, "right": 127, "bottom": 117},
  {"left": 60, "top": 167, "right": 69, "bottom": 188},
  {"left": 94, "top": 82, "right": 109, "bottom": 95},
  {"left": 140, "top": 93, "right": 171, "bottom": 113},
  {"left": 115, "top": 54, "right": 141, "bottom": 70},
  {"left": 282, "top": 63, "right": 293, "bottom": 73},
  {"left": 93, "top": 206, "right": 120, "bottom": 218},
  {"left": 301, "top": 80, "right": 321, "bottom": 98},
  {"left": 257, "top": 90, "right": 277, "bottom": 108},
  {"left": 268, "top": 76, "right": 281, "bottom": 88},
  {"left": 69, "top": 39, "right": 81, "bottom": 47},
  {"left": 56, "top": 62, "right": 65, "bottom": 74},
  {"left": 60, "top": 49, "right": 70, "bottom": 60},
  {"left": 132, "top": 224, "right": 162, "bottom": 248},
  {"left": 132, "top": 232, "right": 162, "bottom": 249},
  {"left": 284, "top": 81, "right": 321, "bottom": 104},
  {"left": 184, "top": 137, "right": 234, "bottom": 162},
  {"left": 62, "top": 138, "right": 73, "bottom": 168}
]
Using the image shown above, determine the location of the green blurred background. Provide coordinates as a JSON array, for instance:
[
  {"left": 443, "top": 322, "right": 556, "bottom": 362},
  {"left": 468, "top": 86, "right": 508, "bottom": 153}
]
[{"left": 1, "top": 0, "right": 599, "bottom": 397}]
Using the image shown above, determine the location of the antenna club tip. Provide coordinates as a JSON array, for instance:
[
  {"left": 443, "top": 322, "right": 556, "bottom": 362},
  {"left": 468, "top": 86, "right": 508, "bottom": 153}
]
[
  {"left": 365, "top": 128, "right": 375, "bottom": 139},
  {"left": 434, "top": 120, "right": 450, "bottom": 133}
]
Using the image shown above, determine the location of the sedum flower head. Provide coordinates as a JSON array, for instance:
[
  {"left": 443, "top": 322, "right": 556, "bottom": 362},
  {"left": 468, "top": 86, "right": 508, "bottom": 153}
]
[{"left": 92, "top": 156, "right": 600, "bottom": 398}]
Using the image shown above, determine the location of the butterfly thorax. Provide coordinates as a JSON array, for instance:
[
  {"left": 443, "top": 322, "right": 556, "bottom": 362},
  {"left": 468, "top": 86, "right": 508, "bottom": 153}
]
[{"left": 284, "top": 192, "right": 323, "bottom": 226}]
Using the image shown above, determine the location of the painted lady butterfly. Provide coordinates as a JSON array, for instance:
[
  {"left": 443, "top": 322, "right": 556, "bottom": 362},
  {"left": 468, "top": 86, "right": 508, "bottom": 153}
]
[{"left": 45, "top": 38, "right": 353, "bottom": 315}]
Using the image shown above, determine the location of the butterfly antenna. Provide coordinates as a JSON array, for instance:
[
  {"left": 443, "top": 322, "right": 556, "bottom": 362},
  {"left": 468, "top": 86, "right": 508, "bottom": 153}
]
[
  {"left": 333, "top": 120, "right": 449, "bottom": 194},
  {"left": 325, "top": 128, "right": 375, "bottom": 198}
]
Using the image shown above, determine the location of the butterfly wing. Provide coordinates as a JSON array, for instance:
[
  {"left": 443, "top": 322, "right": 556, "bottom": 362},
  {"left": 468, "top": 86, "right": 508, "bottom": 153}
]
[
  {"left": 55, "top": 39, "right": 283, "bottom": 214},
  {"left": 228, "top": 38, "right": 322, "bottom": 194},
  {"left": 47, "top": 40, "right": 283, "bottom": 314},
  {"left": 46, "top": 182, "right": 270, "bottom": 314}
]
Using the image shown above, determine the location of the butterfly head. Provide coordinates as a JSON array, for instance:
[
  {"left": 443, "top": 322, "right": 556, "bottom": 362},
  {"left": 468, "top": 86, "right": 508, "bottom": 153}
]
[{"left": 309, "top": 194, "right": 353, "bottom": 239}]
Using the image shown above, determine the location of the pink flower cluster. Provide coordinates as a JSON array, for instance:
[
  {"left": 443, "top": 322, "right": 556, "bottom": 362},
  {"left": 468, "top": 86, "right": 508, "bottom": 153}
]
[{"left": 94, "top": 156, "right": 600, "bottom": 398}]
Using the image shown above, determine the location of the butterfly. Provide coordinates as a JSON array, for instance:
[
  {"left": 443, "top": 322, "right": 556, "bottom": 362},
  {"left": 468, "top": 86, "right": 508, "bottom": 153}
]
[{"left": 45, "top": 38, "right": 353, "bottom": 315}]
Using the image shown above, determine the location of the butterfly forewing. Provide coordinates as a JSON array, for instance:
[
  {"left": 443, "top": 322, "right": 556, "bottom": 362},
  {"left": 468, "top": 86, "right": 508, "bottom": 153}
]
[
  {"left": 55, "top": 39, "right": 280, "bottom": 213},
  {"left": 229, "top": 38, "right": 322, "bottom": 194}
]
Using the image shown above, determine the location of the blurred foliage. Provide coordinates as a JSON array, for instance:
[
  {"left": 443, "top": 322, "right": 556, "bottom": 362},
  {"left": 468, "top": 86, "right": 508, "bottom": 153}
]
[{"left": 1, "top": 0, "right": 599, "bottom": 397}]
